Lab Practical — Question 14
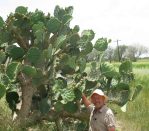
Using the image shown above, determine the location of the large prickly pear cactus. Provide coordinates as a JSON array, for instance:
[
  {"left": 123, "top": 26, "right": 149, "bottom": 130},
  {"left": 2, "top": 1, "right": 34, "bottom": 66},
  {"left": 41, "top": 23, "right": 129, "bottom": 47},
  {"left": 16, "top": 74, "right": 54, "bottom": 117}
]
[
  {"left": 0, "top": 5, "right": 142, "bottom": 129},
  {"left": 0, "top": 5, "right": 104, "bottom": 122}
]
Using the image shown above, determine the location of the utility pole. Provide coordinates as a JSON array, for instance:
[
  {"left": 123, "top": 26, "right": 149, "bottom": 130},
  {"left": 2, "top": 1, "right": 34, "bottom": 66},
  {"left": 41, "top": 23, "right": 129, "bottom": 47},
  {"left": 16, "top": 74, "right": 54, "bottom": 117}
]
[{"left": 115, "top": 40, "right": 121, "bottom": 62}]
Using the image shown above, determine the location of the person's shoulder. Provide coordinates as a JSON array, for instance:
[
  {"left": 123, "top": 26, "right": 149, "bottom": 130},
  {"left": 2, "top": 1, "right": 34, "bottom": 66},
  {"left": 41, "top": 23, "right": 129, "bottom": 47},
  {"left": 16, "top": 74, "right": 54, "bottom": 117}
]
[
  {"left": 101, "top": 105, "right": 114, "bottom": 114},
  {"left": 106, "top": 107, "right": 114, "bottom": 115},
  {"left": 87, "top": 104, "right": 94, "bottom": 112}
]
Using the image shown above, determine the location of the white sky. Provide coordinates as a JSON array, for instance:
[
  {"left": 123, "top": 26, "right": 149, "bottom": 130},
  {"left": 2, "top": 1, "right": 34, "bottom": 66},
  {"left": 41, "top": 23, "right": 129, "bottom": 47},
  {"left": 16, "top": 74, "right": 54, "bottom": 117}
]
[{"left": 0, "top": 0, "right": 149, "bottom": 49}]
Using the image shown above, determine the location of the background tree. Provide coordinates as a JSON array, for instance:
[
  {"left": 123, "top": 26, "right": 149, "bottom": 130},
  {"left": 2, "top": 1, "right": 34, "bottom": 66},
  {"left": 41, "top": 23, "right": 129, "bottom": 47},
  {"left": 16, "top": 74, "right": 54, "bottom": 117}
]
[
  {"left": 104, "top": 46, "right": 114, "bottom": 62},
  {"left": 125, "top": 45, "right": 138, "bottom": 61},
  {"left": 134, "top": 44, "right": 148, "bottom": 58},
  {"left": 113, "top": 45, "right": 128, "bottom": 61},
  {"left": 125, "top": 44, "right": 148, "bottom": 61}
]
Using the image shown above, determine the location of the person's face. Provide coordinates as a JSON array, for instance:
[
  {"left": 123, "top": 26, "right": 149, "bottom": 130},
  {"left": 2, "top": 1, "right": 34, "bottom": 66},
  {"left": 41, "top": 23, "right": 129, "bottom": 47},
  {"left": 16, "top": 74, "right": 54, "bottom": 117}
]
[{"left": 91, "top": 93, "right": 105, "bottom": 109}]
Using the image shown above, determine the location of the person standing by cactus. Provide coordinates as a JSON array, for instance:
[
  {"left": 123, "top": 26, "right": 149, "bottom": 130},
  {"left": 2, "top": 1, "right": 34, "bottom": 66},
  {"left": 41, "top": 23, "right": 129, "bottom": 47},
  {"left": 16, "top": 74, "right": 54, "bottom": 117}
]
[{"left": 82, "top": 89, "right": 115, "bottom": 131}]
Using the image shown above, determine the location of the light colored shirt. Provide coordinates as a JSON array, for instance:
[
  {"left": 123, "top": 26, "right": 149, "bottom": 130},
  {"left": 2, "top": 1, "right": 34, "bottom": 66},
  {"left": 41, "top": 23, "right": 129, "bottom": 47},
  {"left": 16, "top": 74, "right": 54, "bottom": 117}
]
[{"left": 88, "top": 105, "right": 115, "bottom": 131}]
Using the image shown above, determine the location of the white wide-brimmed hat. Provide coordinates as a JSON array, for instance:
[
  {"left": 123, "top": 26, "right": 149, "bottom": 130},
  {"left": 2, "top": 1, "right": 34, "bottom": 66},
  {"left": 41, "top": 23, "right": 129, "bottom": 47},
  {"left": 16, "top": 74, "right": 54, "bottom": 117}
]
[{"left": 91, "top": 89, "right": 108, "bottom": 102}]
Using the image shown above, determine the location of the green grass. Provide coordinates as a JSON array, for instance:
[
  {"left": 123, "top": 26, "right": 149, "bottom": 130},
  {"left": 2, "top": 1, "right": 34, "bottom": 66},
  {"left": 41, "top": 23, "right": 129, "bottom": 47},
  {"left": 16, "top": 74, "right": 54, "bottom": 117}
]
[
  {"left": 0, "top": 97, "right": 15, "bottom": 131},
  {"left": 116, "top": 66, "right": 149, "bottom": 131},
  {"left": 137, "top": 58, "right": 149, "bottom": 62},
  {"left": 113, "top": 61, "right": 149, "bottom": 69},
  {"left": 132, "top": 62, "right": 149, "bottom": 69}
]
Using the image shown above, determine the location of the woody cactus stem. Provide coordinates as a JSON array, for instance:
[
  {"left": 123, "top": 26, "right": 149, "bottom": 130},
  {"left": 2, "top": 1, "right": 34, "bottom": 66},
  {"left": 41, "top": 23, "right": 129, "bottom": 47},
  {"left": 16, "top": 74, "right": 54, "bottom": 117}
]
[{"left": 17, "top": 73, "right": 35, "bottom": 121}]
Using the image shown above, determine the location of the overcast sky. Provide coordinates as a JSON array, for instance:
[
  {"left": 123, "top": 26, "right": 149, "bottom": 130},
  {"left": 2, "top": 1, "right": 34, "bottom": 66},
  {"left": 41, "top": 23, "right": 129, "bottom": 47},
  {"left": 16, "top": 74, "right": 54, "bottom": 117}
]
[{"left": 1, "top": 0, "right": 149, "bottom": 48}]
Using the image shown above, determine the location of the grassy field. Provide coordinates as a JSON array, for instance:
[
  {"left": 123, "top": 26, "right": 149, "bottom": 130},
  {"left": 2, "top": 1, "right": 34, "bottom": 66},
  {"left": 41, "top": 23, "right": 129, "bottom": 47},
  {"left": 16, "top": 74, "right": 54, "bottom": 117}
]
[{"left": 116, "top": 61, "right": 149, "bottom": 131}]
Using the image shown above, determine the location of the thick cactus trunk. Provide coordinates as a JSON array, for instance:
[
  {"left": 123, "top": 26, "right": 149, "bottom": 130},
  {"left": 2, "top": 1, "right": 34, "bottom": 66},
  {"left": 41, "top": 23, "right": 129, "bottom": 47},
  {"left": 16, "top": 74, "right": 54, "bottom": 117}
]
[
  {"left": 17, "top": 72, "right": 35, "bottom": 123},
  {"left": 19, "top": 85, "right": 34, "bottom": 118}
]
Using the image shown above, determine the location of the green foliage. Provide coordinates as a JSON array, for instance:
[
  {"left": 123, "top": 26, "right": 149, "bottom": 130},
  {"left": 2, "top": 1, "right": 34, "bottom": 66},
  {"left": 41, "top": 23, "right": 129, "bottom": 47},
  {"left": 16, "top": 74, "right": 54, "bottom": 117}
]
[
  {"left": 119, "top": 60, "right": 132, "bottom": 75},
  {"left": 0, "top": 16, "right": 4, "bottom": 28},
  {"left": 30, "top": 9, "right": 45, "bottom": 24},
  {"left": 64, "top": 101, "right": 78, "bottom": 113},
  {"left": 32, "top": 22, "right": 45, "bottom": 32},
  {"left": 115, "top": 82, "right": 129, "bottom": 90},
  {"left": 0, "top": 51, "right": 6, "bottom": 64},
  {"left": 54, "top": 101, "right": 63, "bottom": 112},
  {"left": 110, "top": 88, "right": 130, "bottom": 106},
  {"left": 62, "top": 14, "right": 72, "bottom": 25},
  {"left": 73, "top": 25, "right": 80, "bottom": 33},
  {"left": 55, "top": 35, "right": 67, "bottom": 50},
  {"left": 6, "top": 62, "right": 21, "bottom": 80},
  {"left": 54, "top": 5, "right": 73, "bottom": 25},
  {"left": 77, "top": 58, "right": 86, "bottom": 73},
  {"left": 26, "top": 47, "right": 41, "bottom": 65},
  {"left": 76, "top": 31, "right": 94, "bottom": 56},
  {"left": 0, "top": 75, "right": 10, "bottom": 86},
  {"left": 94, "top": 38, "right": 110, "bottom": 51},
  {"left": 0, "top": 84, "right": 6, "bottom": 99},
  {"left": 61, "top": 88, "right": 75, "bottom": 103},
  {"left": 39, "top": 98, "right": 50, "bottom": 114},
  {"left": 76, "top": 122, "right": 87, "bottom": 131},
  {"left": 0, "top": 31, "right": 10, "bottom": 45},
  {"left": 22, "top": 65, "right": 37, "bottom": 77},
  {"left": 80, "top": 42, "right": 93, "bottom": 56},
  {"left": 15, "top": 6, "right": 28, "bottom": 14},
  {"left": 67, "top": 56, "right": 76, "bottom": 69},
  {"left": 32, "top": 69, "right": 45, "bottom": 86},
  {"left": 54, "top": 6, "right": 65, "bottom": 20},
  {"left": 43, "top": 44, "right": 53, "bottom": 60},
  {"left": 6, "top": 45, "right": 25, "bottom": 60},
  {"left": 47, "top": 17, "right": 61, "bottom": 33},
  {"left": 131, "top": 84, "right": 143, "bottom": 101},
  {"left": 34, "top": 30, "right": 45, "bottom": 43},
  {"left": 119, "top": 60, "right": 134, "bottom": 82},
  {"left": 52, "top": 78, "right": 67, "bottom": 92},
  {"left": 81, "top": 30, "right": 95, "bottom": 42},
  {"left": 74, "top": 88, "right": 82, "bottom": 100},
  {"left": 100, "top": 62, "right": 118, "bottom": 78},
  {"left": 85, "top": 79, "right": 97, "bottom": 90},
  {"left": 69, "top": 33, "right": 80, "bottom": 46}
]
